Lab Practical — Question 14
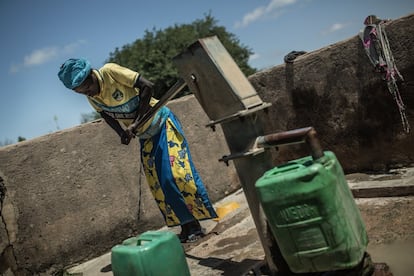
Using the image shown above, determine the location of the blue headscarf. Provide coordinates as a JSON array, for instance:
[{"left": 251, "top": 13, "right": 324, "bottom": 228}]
[{"left": 58, "top": 58, "right": 91, "bottom": 89}]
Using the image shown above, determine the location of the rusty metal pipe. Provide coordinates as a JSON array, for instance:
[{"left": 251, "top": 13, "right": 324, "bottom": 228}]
[{"left": 255, "top": 127, "right": 324, "bottom": 160}]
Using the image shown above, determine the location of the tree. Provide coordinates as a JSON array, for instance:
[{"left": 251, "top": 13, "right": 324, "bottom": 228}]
[
  {"left": 53, "top": 115, "right": 60, "bottom": 130},
  {"left": 107, "top": 13, "right": 256, "bottom": 99},
  {"left": 0, "top": 138, "right": 13, "bottom": 147},
  {"left": 0, "top": 136, "right": 25, "bottom": 147},
  {"left": 81, "top": 112, "right": 101, "bottom": 124}
]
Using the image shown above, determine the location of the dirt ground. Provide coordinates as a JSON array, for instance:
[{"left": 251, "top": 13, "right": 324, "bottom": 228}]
[
  {"left": 347, "top": 168, "right": 414, "bottom": 275},
  {"left": 358, "top": 197, "right": 414, "bottom": 244},
  {"left": 346, "top": 167, "right": 414, "bottom": 244}
]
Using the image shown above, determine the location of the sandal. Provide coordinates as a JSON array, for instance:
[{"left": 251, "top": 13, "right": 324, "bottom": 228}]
[{"left": 178, "top": 220, "right": 204, "bottom": 243}]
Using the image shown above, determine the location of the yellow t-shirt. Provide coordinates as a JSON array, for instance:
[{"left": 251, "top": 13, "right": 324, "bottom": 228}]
[{"left": 87, "top": 63, "right": 158, "bottom": 134}]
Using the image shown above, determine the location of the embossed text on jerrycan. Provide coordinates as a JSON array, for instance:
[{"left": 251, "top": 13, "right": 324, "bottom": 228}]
[
  {"left": 111, "top": 231, "right": 191, "bottom": 276},
  {"left": 255, "top": 127, "right": 368, "bottom": 273}
]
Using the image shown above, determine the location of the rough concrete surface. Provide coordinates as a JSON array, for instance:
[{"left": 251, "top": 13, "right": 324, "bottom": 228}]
[
  {"left": 0, "top": 106, "right": 239, "bottom": 275},
  {"left": 249, "top": 13, "right": 414, "bottom": 172},
  {"left": 66, "top": 167, "right": 414, "bottom": 276}
]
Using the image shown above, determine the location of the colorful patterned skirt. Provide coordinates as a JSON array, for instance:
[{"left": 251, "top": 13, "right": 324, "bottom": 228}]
[{"left": 140, "top": 108, "right": 218, "bottom": 227}]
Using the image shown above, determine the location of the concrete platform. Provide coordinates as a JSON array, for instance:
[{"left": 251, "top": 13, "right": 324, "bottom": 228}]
[
  {"left": 66, "top": 189, "right": 261, "bottom": 276},
  {"left": 65, "top": 168, "right": 414, "bottom": 276}
]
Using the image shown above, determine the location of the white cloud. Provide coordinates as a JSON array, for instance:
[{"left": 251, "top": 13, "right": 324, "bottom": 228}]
[
  {"left": 62, "top": 40, "right": 87, "bottom": 54},
  {"left": 249, "top": 53, "right": 260, "bottom": 62},
  {"left": 322, "top": 23, "right": 348, "bottom": 35},
  {"left": 24, "top": 47, "right": 58, "bottom": 66},
  {"left": 235, "top": 0, "right": 297, "bottom": 28},
  {"left": 9, "top": 40, "right": 86, "bottom": 73},
  {"left": 9, "top": 64, "right": 19, "bottom": 74}
]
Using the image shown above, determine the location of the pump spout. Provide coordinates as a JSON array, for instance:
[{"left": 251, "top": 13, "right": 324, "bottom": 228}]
[{"left": 253, "top": 127, "right": 324, "bottom": 160}]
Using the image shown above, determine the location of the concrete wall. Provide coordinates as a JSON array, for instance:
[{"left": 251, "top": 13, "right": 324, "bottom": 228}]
[
  {"left": 0, "top": 97, "right": 239, "bottom": 275},
  {"left": 0, "top": 13, "right": 413, "bottom": 275},
  {"left": 250, "top": 13, "right": 414, "bottom": 172}
]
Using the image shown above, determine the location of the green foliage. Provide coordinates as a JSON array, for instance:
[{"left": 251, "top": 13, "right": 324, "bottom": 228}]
[
  {"left": 0, "top": 138, "right": 14, "bottom": 147},
  {"left": 80, "top": 112, "right": 102, "bottom": 124},
  {"left": 53, "top": 115, "right": 60, "bottom": 130},
  {"left": 107, "top": 13, "right": 256, "bottom": 99},
  {"left": 0, "top": 136, "right": 25, "bottom": 147}
]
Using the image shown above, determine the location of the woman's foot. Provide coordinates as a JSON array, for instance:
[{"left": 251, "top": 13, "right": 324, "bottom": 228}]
[
  {"left": 178, "top": 220, "right": 204, "bottom": 243},
  {"left": 178, "top": 224, "right": 188, "bottom": 242}
]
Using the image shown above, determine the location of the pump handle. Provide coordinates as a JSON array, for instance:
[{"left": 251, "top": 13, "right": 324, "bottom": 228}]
[{"left": 129, "top": 78, "right": 187, "bottom": 133}]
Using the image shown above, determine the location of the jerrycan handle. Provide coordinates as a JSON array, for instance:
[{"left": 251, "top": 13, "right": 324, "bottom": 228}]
[
  {"left": 137, "top": 237, "right": 154, "bottom": 246},
  {"left": 255, "top": 126, "right": 324, "bottom": 160}
]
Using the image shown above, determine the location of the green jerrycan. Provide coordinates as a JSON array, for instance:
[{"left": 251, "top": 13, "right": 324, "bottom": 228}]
[
  {"left": 255, "top": 127, "right": 368, "bottom": 273},
  {"left": 111, "top": 230, "right": 191, "bottom": 276}
]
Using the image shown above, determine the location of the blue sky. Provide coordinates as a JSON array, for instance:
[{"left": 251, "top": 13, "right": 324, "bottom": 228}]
[{"left": 1, "top": 0, "right": 413, "bottom": 144}]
